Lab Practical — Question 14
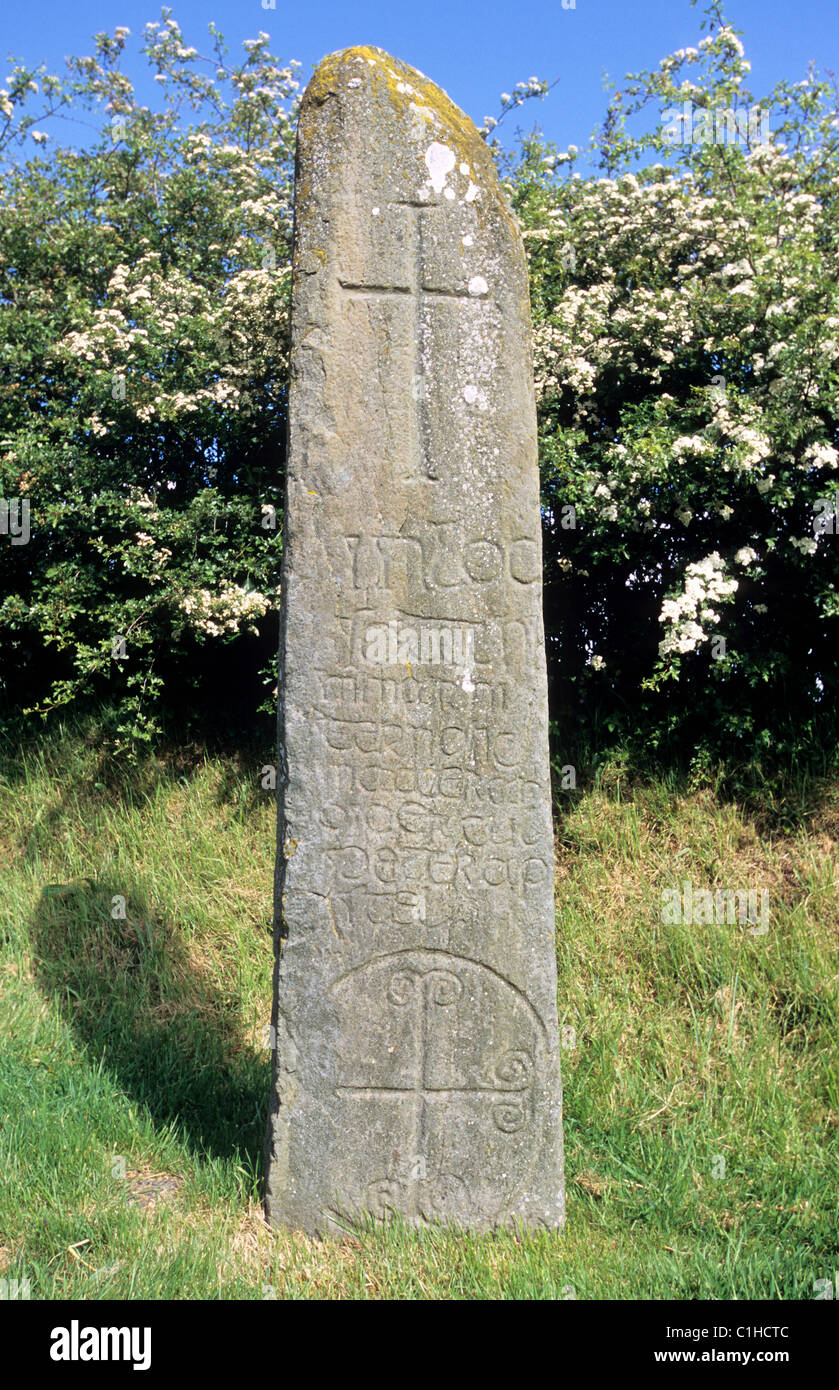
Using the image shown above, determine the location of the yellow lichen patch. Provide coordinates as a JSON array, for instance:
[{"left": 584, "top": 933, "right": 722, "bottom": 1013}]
[
  {"left": 296, "top": 46, "right": 524, "bottom": 279},
  {"left": 303, "top": 46, "right": 487, "bottom": 172}
]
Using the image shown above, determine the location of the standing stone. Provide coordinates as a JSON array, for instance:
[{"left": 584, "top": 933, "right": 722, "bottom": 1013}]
[{"left": 265, "top": 46, "right": 564, "bottom": 1233}]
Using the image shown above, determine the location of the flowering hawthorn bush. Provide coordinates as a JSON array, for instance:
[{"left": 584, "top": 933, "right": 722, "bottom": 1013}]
[
  {"left": 0, "top": 14, "right": 296, "bottom": 746},
  {"left": 510, "top": 4, "right": 839, "bottom": 763},
  {"left": 1, "top": 4, "right": 837, "bottom": 767}
]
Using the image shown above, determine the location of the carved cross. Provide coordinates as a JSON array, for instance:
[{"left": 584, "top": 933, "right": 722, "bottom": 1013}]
[
  {"left": 335, "top": 965, "right": 532, "bottom": 1218},
  {"left": 338, "top": 201, "right": 489, "bottom": 482}
]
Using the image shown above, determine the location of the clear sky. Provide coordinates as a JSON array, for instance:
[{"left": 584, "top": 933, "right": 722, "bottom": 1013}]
[{"left": 3, "top": 0, "right": 836, "bottom": 158}]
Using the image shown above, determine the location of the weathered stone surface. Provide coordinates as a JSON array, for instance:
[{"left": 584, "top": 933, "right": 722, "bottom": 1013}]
[{"left": 265, "top": 46, "right": 564, "bottom": 1233}]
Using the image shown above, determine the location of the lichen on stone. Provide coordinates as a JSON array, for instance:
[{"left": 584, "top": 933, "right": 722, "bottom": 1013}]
[{"left": 303, "top": 46, "right": 489, "bottom": 173}]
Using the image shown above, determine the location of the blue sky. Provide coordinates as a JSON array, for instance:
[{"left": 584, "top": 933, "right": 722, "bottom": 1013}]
[{"left": 3, "top": 0, "right": 836, "bottom": 157}]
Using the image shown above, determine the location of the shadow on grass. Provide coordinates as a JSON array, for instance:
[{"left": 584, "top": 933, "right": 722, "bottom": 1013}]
[{"left": 30, "top": 876, "right": 269, "bottom": 1169}]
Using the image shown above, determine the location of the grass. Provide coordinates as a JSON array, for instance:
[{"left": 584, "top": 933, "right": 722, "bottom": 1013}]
[{"left": 0, "top": 724, "right": 837, "bottom": 1299}]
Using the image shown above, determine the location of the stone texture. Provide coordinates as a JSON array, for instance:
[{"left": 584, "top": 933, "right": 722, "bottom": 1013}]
[{"left": 264, "top": 46, "right": 564, "bottom": 1233}]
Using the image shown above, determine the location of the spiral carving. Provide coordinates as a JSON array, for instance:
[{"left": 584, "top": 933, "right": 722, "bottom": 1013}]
[
  {"left": 491, "top": 1050, "right": 533, "bottom": 1089},
  {"left": 386, "top": 970, "right": 418, "bottom": 1006},
  {"left": 492, "top": 1099, "right": 527, "bottom": 1134},
  {"left": 425, "top": 970, "right": 463, "bottom": 1006}
]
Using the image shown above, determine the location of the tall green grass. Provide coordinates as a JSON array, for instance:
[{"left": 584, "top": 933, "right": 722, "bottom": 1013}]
[{"left": 0, "top": 724, "right": 836, "bottom": 1298}]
